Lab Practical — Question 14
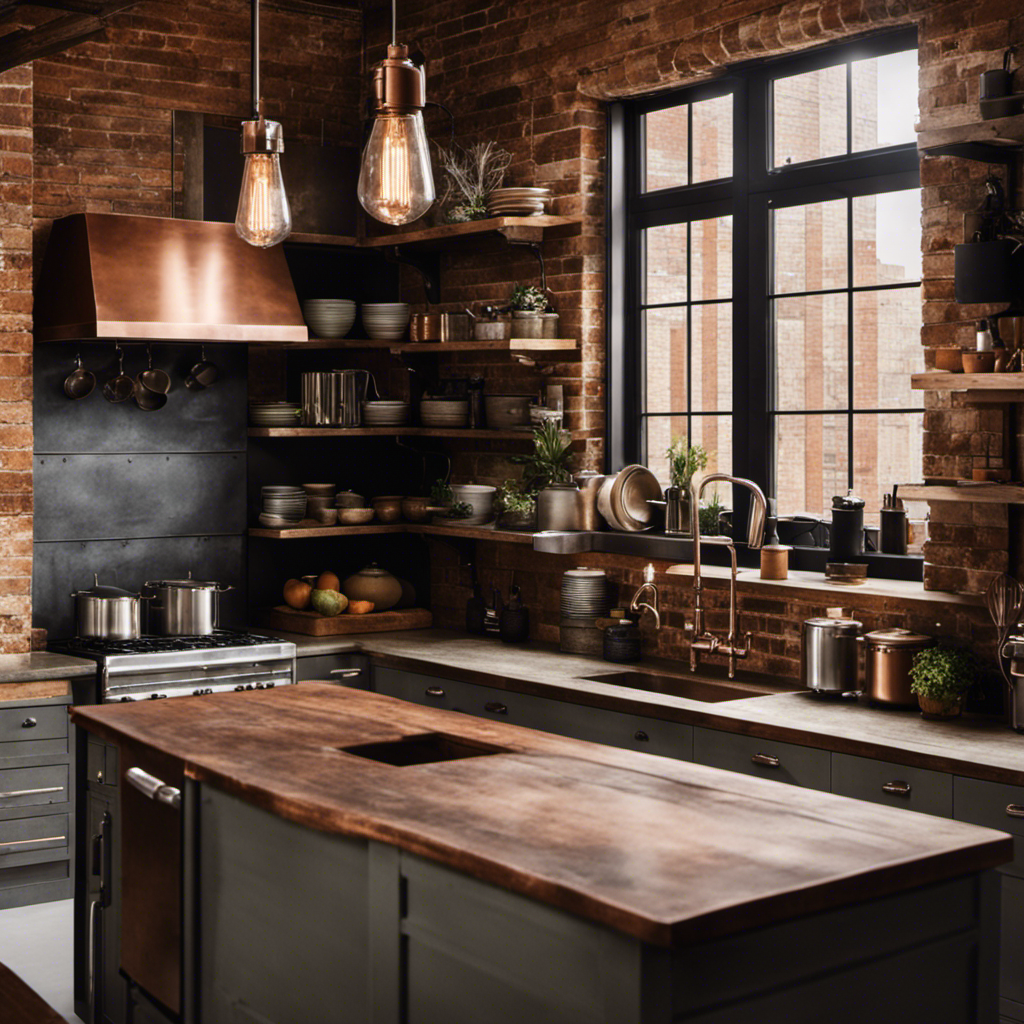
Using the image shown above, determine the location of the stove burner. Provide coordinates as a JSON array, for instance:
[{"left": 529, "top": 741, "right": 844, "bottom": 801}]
[{"left": 62, "top": 631, "right": 278, "bottom": 657}]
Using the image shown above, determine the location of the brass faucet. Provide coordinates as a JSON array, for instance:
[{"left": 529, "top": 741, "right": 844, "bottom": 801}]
[
  {"left": 629, "top": 563, "right": 661, "bottom": 629},
  {"left": 687, "top": 473, "right": 768, "bottom": 679}
]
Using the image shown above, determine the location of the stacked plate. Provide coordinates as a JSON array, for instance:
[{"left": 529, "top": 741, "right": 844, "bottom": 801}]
[
  {"left": 486, "top": 186, "right": 551, "bottom": 217},
  {"left": 260, "top": 486, "right": 307, "bottom": 527},
  {"left": 250, "top": 402, "right": 301, "bottom": 427},
  {"left": 597, "top": 465, "right": 662, "bottom": 532},
  {"left": 301, "top": 299, "right": 356, "bottom": 339},
  {"left": 362, "top": 303, "right": 410, "bottom": 341},
  {"left": 420, "top": 398, "right": 468, "bottom": 428},
  {"left": 560, "top": 568, "right": 612, "bottom": 619},
  {"left": 363, "top": 400, "right": 411, "bottom": 426}
]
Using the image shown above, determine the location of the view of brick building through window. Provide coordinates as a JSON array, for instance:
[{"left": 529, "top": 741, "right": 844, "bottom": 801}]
[{"left": 643, "top": 53, "right": 923, "bottom": 527}]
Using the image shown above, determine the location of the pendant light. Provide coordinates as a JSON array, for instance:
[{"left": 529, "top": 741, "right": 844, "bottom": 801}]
[
  {"left": 357, "top": 0, "right": 435, "bottom": 226},
  {"left": 236, "top": 0, "right": 292, "bottom": 248}
]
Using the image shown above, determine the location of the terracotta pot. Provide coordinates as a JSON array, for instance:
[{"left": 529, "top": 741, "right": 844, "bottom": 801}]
[
  {"left": 917, "top": 693, "right": 965, "bottom": 720},
  {"left": 962, "top": 351, "right": 995, "bottom": 373},
  {"left": 934, "top": 348, "right": 964, "bottom": 372},
  {"left": 341, "top": 564, "right": 403, "bottom": 611}
]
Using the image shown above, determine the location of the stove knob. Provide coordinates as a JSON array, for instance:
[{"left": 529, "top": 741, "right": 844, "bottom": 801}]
[
  {"left": 192, "top": 689, "right": 201, "bottom": 696},
  {"left": 120, "top": 697, "right": 132, "bottom": 703},
  {"left": 149, "top": 694, "right": 160, "bottom": 700},
  {"left": 266, "top": 682, "right": 275, "bottom": 688},
  {"left": 205, "top": 688, "right": 213, "bottom": 695},
  {"left": 255, "top": 682, "right": 264, "bottom": 689},
  {"left": 234, "top": 685, "right": 245, "bottom": 691}
]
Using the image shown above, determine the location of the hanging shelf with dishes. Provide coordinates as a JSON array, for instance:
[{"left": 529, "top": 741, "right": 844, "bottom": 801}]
[
  {"left": 893, "top": 483, "right": 1024, "bottom": 504},
  {"left": 248, "top": 521, "right": 536, "bottom": 544},
  {"left": 249, "top": 337, "right": 578, "bottom": 352},
  {"left": 247, "top": 426, "right": 596, "bottom": 442}
]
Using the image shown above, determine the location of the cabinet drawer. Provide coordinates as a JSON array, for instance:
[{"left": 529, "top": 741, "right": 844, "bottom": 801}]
[
  {"left": 0, "top": 764, "right": 68, "bottom": 811},
  {"left": 297, "top": 654, "right": 370, "bottom": 687},
  {"left": 693, "top": 727, "right": 831, "bottom": 791},
  {"left": 0, "top": 813, "right": 68, "bottom": 863},
  {"left": 831, "top": 753, "right": 952, "bottom": 818},
  {"left": 0, "top": 704, "right": 66, "bottom": 744},
  {"left": 954, "top": 776, "right": 1024, "bottom": 879},
  {"left": 373, "top": 667, "right": 475, "bottom": 710}
]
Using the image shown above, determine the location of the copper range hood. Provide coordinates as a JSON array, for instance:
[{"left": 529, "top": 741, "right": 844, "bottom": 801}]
[{"left": 34, "top": 213, "right": 308, "bottom": 343}]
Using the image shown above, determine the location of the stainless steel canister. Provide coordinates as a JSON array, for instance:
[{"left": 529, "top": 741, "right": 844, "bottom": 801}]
[
  {"left": 663, "top": 486, "right": 692, "bottom": 537},
  {"left": 440, "top": 313, "right": 471, "bottom": 342},
  {"left": 537, "top": 483, "right": 582, "bottom": 531},
  {"left": 71, "top": 574, "right": 143, "bottom": 640},
  {"left": 301, "top": 371, "right": 343, "bottom": 426},
  {"left": 144, "top": 577, "right": 233, "bottom": 636},
  {"left": 574, "top": 471, "right": 605, "bottom": 532},
  {"left": 801, "top": 617, "right": 862, "bottom": 694},
  {"left": 862, "top": 628, "right": 934, "bottom": 707}
]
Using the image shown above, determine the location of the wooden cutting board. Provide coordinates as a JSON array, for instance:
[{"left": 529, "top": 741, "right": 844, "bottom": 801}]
[{"left": 263, "top": 605, "right": 433, "bottom": 636}]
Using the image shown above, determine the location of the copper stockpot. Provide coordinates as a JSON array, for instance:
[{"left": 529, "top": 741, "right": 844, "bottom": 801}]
[{"left": 861, "top": 628, "right": 934, "bottom": 707}]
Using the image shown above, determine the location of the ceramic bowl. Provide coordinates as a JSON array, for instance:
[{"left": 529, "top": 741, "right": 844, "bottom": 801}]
[
  {"left": 372, "top": 496, "right": 404, "bottom": 523},
  {"left": 934, "top": 348, "right": 964, "bottom": 372},
  {"left": 312, "top": 507, "right": 339, "bottom": 526},
  {"left": 334, "top": 491, "right": 366, "bottom": 508},
  {"left": 962, "top": 351, "right": 995, "bottom": 373},
  {"left": 401, "top": 496, "right": 434, "bottom": 522},
  {"left": 337, "top": 507, "right": 375, "bottom": 525}
]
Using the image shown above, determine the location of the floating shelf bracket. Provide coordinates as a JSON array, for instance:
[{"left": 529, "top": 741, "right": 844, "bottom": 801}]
[
  {"left": 382, "top": 245, "right": 440, "bottom": 304},
  {"left": 503, "top": 238, "right": 547, "bottom": 291}
]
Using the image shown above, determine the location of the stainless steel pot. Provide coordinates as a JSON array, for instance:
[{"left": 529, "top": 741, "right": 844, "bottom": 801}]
[
  {"left": 143, "top": 576, "right": 233, "bottom": 636},
  {"left": 537, "top": 483, "right": 582, "bottom": 531},
  {"left": 71, "top": 574, "right": 143, "bottom": 640},
  {"left": 802, "top": 617, "right": 862, "bottom": 694},
  {"left": 862, "top": 628, "right": 934, "bottom": 707}
]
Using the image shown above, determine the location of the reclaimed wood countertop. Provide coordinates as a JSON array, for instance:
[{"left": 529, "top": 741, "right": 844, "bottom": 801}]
[{"left": 71, "top": 685, "right": 1012, "bottom": 947}]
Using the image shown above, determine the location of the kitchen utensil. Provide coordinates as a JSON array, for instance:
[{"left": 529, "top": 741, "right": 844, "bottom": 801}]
[
  {"left": 962, "top": 351, "right": 995, "bottom": 373},
  {"left": 342, "top": 564, "right": 402, "bottom": 611},
  {"left": 420, "top": 398, "right": 469, "bottom": 428},
  {"left": 829, "top": 492, "right": 865, "bottom": 561},
  {"left": 409, "top": 313, "right": 442, "bottom": 341},
  {"left": 862, "top": 628, "right": 934, "bottom": 707},
  {"left": 63, "top": 353, "right": 96, "bottom": 400},
  {"left": 361, "top": 302, "right": 410, "bottom": 341},
  {"left": 610, "top": 465, "right": 662, "bottom": 531},
  {"left": 102, "top": 347, "right": 135, "bottom": 404},
  {"left": 249, "top": 402, "right": 301, "bottom": 426},
  {"left": 759, "top": 544, "right": 791, "bottom": 579},
  {"left": 184, "top": 345, "right": 219, "bottom": 391},
  {"left": 484, "top": 394, "right": 533, "bottom": 430},
  {"left": 574, "top": 471, "right": 605, "bottom": 532},
  {"left": 450, "top": 484, "right": 496, "bottom": 525},
  {"left": 137, "top": 345, "right": 171, "bottom": 395},
  {"left": 662, "top": 486, "right": 691, "bottom": 536},
  {"left": 301, "top": 298, "right": 356, "bottom": 339},
  {"left": 440, "top": 312, "right": 471, "bottom": 341},
  {"left": 880, "top": 487, "right": 908, "bottom": 555},
  {"left": 337, "top": 507, "right": 375, "bottom": 525},
  {"left": 988, "top": 574, "right": 1023, "bottom": 690},
  {"left": 560, "top": 568, "right": 612, "bottom": 619},
  {"left": 825, "top": 562, "right": 869, "bottom": 585},
  {"left": 260, "top": 485, "right": 306, "bottom": 523},
  {"left": 603, "top": 622, "right": 641, "bottom": 664},
  {"left": 401, "top": 496, "right": 445, "bottom": 522},
  {"left": 301, "top": 371, "right": 343, "bottom": 425},
  {"left": 363, "top": 400, "right": 411, "bottom": 426},
  {"left": 537, "top": 483, "right": 581, "bottom": 531},
  {"left": 559, "top": 617, "right": 603, "bottom": 656},
  {"left": 802, "top": 617, "right": 862, "bottom": 695},
  {"left": 511, "top": 311, "right": 543, "bottom": 338},
  {"left": 71, "top": 573, "right": 144, "bottom": 639},
  {"left": 934, "top": 348, "right": 964, "bottom": 372},
  {"left": 499, "top": 586, "right": 530, "bottom": 644},
  {"left": 473, "top": 319, "right": 511, "bottom": 341},
  {"left": 334, "top": 490, "right": 366, "bottom": 508},
  {"left": 143, "top": 575, "right": 232, "bottom": 636},
  {"left": 371, "top": 496, "right": 403, "bottom": 523},
  {"left": 134, "top": 381, "right": 167, "bottom": 411}
]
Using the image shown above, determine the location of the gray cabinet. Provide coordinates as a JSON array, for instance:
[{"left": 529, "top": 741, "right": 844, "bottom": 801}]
[
  {"left": 296, "top": 652, "right": 370, "bottom": 687},
  {"left": 831, "top": 752, "right": 952, "bottom": 818},
  {"left": 692, "top": 726, "right": 831, "bottom": 791}
]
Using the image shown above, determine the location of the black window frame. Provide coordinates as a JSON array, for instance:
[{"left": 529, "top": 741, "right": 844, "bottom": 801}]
[{"left": 607, "top": 27, "right": 922, "bottom": 548}]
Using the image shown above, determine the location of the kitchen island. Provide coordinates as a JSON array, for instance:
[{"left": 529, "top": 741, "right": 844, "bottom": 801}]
[{"left": 71, "top": 684, "right": 1011, "bottom": 1024}]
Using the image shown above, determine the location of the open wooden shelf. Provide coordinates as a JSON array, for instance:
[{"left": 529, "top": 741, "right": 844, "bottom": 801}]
[
  {"left": 248, "top": 521, "right": 536, "bottom": 544},
  {"left": 286, "top": 231, "right": 361, "bottom": 247},
  {"left": 896, "top": 483, "right": 1024, "bottom": 505},
  {"left": 249, "top": 426, "right": 544, "bottom": 440},
  {"left": 917, "top": 114, "right": 1024, "bottom": 153},
  {"left": 250, "top": 337, "right": 579, "bottom": 352},
  {"left": 911, "top": 371, "right": 1024, "bottom": 403}
]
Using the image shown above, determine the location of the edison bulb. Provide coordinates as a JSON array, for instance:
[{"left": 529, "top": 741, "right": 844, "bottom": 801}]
[
  {"left": 357, "top": 112, "right": 435, "bottom": 226},
  {"left": 235, "top": 152, "right": 292, "bottom": 248}
]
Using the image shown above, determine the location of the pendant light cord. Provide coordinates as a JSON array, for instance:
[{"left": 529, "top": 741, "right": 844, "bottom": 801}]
[
  {"left": 251, "top": 0, "right": 260, "bottom": 116},
  {"left": 391, "top": 0, "right": 396, "bottom": 45}
]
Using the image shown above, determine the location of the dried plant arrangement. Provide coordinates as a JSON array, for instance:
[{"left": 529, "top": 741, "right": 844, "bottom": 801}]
[{"left": 438, "top": 140, "right": 513, "bottom": 222}]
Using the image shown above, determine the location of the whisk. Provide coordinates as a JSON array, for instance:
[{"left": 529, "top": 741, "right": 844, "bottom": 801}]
[{"left": 987, "top": 574, "right": 1023, "bottom": 687}]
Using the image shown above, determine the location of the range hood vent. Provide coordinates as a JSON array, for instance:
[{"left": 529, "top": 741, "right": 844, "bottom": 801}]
[{"left": 35, "top": 213, "right": 308, "bottom": 343}]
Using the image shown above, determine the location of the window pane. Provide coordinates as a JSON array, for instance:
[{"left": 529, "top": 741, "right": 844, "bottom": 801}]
[
  {"left": 852, "top": 190, "right": 922, "bottom": 286},
  {"left": 645, "top": 105, "right": 688, "bottom": 192},
  {"left": 643, "top": 415, "right": 732, "bottom": 505},
  {"left": 691, "top": 215, "right": 732, "bottom": 301},
  {"left": 773, "top": 64, "right": 847, "bottom": 167},
  {"left": 853, "top": 412, "right": 923, "bottom": 523},
  {"left": 852, "top": 49, "right": 918, "bottom": 152},
  {"left": 645, "top": 223, "right": 688, "bottom": 304},
  {"left": 644, "top": 308, "right": 688, "bottom": 413},
  {"left": 644, "top": 415, "right": 686, "bottom": 485},
  {"left": 692, "top": 94, "right": 733, "bottom": 183},
  {"left": 772, "top": 199, "right": 847, "bottom": 294},
  {"left": 691, "top": 301, "right": 732, "bottom": 412},
  {"left": 853, "top": 290, "right": 923, "bottom": 409},
  {"left": 775, "top": 414, "right": 848, "bottom": 518},
  {"left": 773, "top": 294, "right": 849, "bottom": 411}
]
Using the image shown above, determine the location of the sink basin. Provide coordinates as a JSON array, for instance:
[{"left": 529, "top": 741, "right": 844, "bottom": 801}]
[
  {"left": 581, "top": 670, "right": 803, "bottom": 703},
  {"left": 342, "top": 732, "right": 508, "bottom": 766}
]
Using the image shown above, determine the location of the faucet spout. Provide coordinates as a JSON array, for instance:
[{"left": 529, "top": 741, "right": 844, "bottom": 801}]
[{"left": 629, "top": 564, "right": 661, "bottom": 630}]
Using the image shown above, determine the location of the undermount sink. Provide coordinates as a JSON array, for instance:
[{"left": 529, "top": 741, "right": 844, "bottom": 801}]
[
  {"left": 342, "top": 732, "right": 509, "bottom": 766},
  {"left": 581, "top": 670, "right": 804, "bottom": 703}
]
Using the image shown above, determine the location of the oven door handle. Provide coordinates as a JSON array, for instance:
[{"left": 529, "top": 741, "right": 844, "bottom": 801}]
[{"left": 125, "top": 767, "right": 182, "bottom": 810}]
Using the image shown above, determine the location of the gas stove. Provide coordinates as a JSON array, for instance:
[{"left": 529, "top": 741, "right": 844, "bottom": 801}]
[{"left": 53, "top": 630, "right": 297, "bottom": 702}]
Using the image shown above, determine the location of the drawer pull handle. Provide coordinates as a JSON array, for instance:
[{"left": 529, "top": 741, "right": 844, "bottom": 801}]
[
  {"left": 21, "top": 717, "right": 36, "bottom": 729},
  {"left": 634, "top": 730, "right": 650, "bottom": 742},
  {"left": 330, "top": 669, "right": 363, "bottom": 678},
  {"left": 484, "top": 701, "right": 508, "bottom": 715},
  {"left": 751, "top": 753, "right": 780, "bottom": 768},
  {"left": 424, "top": 686, "right": 445, "bottom": 698},
  {"left": 0, "top": 835, "right": 65, "bottom": 849},
  {"left": 882, "top": 781, "right": 912, "bottom": 796},
  {"left": 1007, "top": 804, "right": 1024, "bottom": 819},
  {"left": 125, "top": 767, "right": 181, "bottom": 810},
  {"left": 0, "top": 786, "right": 63, "bottom": 799}
]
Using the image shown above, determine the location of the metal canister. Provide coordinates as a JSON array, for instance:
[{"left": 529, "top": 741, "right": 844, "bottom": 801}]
[
  {"left": 300, "top": 371, "right": 343, "bottom": 426},
  {"left": 537, "top": 483, "right": 582, "bottom": 531},
  {"left": 573, "top": 471, "right": 605, "bottom": 531},
  {"left": 663, "top": 486, "right": 691, "bottom": 536},
  {"left": 801, "top": 617, "right": 862, "bottom": 694},
  {"left": 440, "top": 313, "right": 471, "bottom": 341},
  {"left": 862, "top": 628, "right": 934, "bottom": 707}
]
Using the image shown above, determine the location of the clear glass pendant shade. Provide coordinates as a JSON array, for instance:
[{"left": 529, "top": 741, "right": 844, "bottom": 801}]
[
  {"left": 235, "top": 152, "right": 292, "bottom": 248},
  {"left": 357, "top": 112, "right": 435, "bottom": 226}
]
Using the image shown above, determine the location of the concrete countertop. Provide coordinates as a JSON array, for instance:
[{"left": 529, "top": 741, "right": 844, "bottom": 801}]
[
  {"left": 257, "top": 626, "right": 1024, "bottom": 786},
  {"left": 0, "top": 651, "right": 97, "bottom": 685}
]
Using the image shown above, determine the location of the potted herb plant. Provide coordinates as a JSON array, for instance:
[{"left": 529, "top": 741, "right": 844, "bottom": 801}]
[
  {"left": 495, "top": 480, "right": 538, "bottom": 531},
  {"left": 664, "top": 439, "right": 708, "bottom": 538},
  {"left": 509, "top": 283, "right": 550, "bottom": 339},
  {"left": 909, "top": 645, "right": 976, "bottom": 719},
  {"left": 511, "top": 421, "right": 577, "bottom": 531},
  {"left": 698, "top": 489, "right": 725, "bottom": 537}
]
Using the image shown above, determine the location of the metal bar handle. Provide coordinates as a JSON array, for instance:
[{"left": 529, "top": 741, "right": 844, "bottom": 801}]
[
  {"left": 0, "top": 786, "right": 63, "bottom": 799},
  {"left": 330, "top": 669, "right": 363, "bottom": 678},
  {"left": 125, "top": 767, "right": 181, "bottom": 810},
  {"left": 424, "top": 686, "right": 445, "bottom": 698},
  {"left": 0, "top": 835, "right": 65, "bottom": 848},
  {"left": 1007, "top": 804, "right": 1024, "bottom": 818},
  {"left": 484, "top": 701, "right": 508, "bottom": 715},
  {"left": 751, "top": 753, "right": 780, "bottom": 767},
  {"left": 882, "top": 781, "right": 912, "bottom": 796}
]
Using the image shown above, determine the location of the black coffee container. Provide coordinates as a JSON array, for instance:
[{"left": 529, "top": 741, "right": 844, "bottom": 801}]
[{"left": 829, "top": 493, "right": 865, "bottom": 561}]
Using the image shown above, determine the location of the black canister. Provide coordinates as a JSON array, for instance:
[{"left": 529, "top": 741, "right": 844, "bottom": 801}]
[
  {"left": 880, "top": 508, "right": 908, "bottom": 555},
  {"left": 829, "top": 492, "right": 865, "bottom": 561},
  {"left": 603, "top": 623, "right": 642, "bottom": 664},
  {"left": 499, "top": 587, "right": 530, "bottom": 643},
  {"left": 467, "top": 376, "right": 486, "bottom": 429}
]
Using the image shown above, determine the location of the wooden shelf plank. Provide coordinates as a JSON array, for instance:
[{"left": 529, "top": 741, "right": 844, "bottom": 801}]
[
  {"left": 249, "top": 426, "right": 536, "bottom": 440},
  {"left": 896, "top": 484, "right": 1024, "bottom": 504},
  {"left": 361, "top": 215, "right": 577, "bottom": 249},
  {"left": 248, "top": 522, "right": 536, "bottom": 543},
  {"left": 912, "top": 371, "right": 1024, "bottom": 392},
  {"left": 286, "top": 231, "right": 361, "bottom": 247},
  {"left": 249, "top": 337, "right": 579, "bottom": 352},
  {"left": 917, "top": 114, "right": 1024, "bottom": 152}
]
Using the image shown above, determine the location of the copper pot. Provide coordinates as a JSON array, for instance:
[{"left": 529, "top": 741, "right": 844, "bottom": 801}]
[
  {"left": 409, "top": 314, "right": 441, "bottom": 341},
  {"left": 862, "top": 628, "right": 934, "bottom": 707}
]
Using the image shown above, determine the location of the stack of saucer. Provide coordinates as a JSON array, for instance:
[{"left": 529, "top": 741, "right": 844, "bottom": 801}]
[
  {"left": 420, "top": 398, "right": 468, "bottom": 428},
  {"left": 259, "top": 486, "right": 307, "bottom": 527},
  {"left": 363, "top": 400, "right": 410, "bottom": 426},
  {"left": 560, "top": 568, "right": 612, "bottom": 619},
  {"left": 249, "top": 402, "right": 301, "bottom": 427},
  {"left": 486, "top": 186, "right": 551, "bottom": 217},
  {"left": 361, "top": 303, "right": 410, "bottom": 341}
]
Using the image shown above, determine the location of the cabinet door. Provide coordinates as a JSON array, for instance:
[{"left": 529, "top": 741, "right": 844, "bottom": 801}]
[
  {"left": 953, "top": 777, "right": 1024, "bottom": 879},
  {"left": 693, "top": 727, "right": 831, "bottom": 791},
  {"left": 0, "top": 703, "right": 68, "bottom": 762},
  {"left": 831, "top": 753, "right": 952, "bottom": 818},
  {"left": 1002, "top": 875, "right": 1024, "bottom": 1021}
]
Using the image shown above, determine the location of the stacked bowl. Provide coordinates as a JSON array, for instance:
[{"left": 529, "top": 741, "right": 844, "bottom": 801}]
[
  {"left": 249, "top": 402, "right": 301, "bottom": 427},
  {"left": 363, "top": 400, "right": 410, "bottom": 426},
  {"left": 301, "top": 299, "right": 356, "bottom": 339},
  {"left": 361, "top": 303, "right": 410, "bottom": 341},
  {"left": 303, "top": 483, "right": 337, "bottom": 526},
  {"left": 486, "top": 186, "right": 551, "bottom": 216},
  {"left": 560, "top": 568, "right": 612, "bottom": 619},
  {"left": 260, "top": 486, "right": 307, "bottom": 528},
  {"left": 420, "top": 398, "right": 468, "bottom": 428}
]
